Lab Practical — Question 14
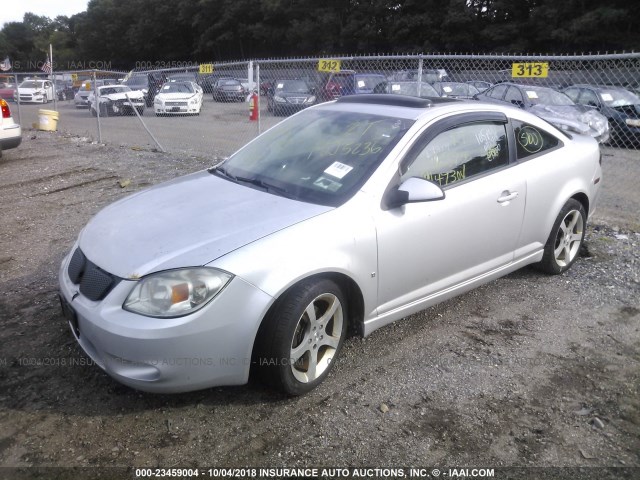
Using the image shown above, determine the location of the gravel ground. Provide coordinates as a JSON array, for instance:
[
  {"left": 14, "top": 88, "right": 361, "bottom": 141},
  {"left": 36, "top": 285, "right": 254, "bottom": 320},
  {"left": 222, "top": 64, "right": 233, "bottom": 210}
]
[{"left": 0, "top": 131, "right": 638, "bottom": 480}]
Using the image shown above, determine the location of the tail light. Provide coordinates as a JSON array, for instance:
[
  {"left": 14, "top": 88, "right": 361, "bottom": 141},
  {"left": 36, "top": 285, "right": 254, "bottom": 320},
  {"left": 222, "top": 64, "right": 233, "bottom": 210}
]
[{"left": 1, "top": 99, "right": 10, "bottom": 118}]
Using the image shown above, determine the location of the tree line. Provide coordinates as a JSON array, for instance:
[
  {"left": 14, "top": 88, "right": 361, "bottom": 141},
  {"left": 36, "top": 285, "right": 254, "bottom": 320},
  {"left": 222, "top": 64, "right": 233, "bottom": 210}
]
[{"left": 1, "top": 0, "right": 638, "bottom": 72}]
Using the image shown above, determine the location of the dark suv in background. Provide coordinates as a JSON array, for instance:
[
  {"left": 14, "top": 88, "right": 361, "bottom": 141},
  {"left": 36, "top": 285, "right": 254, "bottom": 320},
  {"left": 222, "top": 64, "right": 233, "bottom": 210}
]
[{"left": 124, "top": 71, "right": 167, "bottom": 106}]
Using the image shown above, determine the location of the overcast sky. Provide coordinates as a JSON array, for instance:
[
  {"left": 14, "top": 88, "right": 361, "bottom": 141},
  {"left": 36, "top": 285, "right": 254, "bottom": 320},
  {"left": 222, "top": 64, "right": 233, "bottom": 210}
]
[{"left": 2, "top": 0, "right": 89, "bottom": 26}]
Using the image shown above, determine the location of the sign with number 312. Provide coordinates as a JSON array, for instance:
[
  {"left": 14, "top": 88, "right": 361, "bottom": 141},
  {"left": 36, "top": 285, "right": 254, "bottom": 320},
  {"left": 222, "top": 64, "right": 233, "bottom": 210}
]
[{"left": 318, "top": 59, "right": 341, "bottom": 73}]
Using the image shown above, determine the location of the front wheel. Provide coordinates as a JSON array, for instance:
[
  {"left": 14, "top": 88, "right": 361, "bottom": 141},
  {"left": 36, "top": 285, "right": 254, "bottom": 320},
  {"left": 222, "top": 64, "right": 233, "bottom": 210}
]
[
  {"left": 537, "top": 199, "right": 586, "bottom": 274},
  {"left": 254, "top": 279, "right": 348, "bottom": 395}
]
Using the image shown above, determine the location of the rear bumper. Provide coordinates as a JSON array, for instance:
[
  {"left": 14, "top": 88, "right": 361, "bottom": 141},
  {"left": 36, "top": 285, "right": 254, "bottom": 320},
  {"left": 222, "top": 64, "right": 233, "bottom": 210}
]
[{"left": 0, "top": 124, "right": 22, "bottom": 150}]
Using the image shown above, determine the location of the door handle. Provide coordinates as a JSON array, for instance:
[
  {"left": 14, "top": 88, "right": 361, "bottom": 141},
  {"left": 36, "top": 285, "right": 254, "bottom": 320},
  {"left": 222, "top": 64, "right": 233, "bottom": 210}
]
[{"left": 497, "top": 191, "right": 519, "bottom": 203}]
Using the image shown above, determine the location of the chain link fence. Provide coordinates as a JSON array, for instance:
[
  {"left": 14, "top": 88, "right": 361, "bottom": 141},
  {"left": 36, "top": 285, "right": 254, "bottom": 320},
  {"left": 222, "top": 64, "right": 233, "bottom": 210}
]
[{"left": 8, "top": 53, "right": 640, "bottom": 159}]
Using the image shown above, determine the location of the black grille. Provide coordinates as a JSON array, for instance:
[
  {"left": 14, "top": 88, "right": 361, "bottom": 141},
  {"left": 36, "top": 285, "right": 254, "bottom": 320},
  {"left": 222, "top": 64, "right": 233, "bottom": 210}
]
[{"left": 67, "top": 248, "right": 121, "bottom": 301}]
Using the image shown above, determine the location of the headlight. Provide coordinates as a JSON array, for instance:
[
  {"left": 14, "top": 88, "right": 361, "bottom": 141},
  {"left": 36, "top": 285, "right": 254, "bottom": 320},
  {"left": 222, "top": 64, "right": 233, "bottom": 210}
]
[
  {"left": 123, "top": 268, "right": 232, "bottom": 318},
  {"left": 305, "top": 95, "right": 316, "bottom": 104},
  {"left": 189, "top": 97, "right": 198, "bottom": 105},
  {"left": 142, "top": 89, "right": 148, "bottom": 95},
  {"left": 154, "top": 97, "right": 162, "bottom": 105},
  {"left": 274, "top": 95, "right": 286, "bottom": 103}
]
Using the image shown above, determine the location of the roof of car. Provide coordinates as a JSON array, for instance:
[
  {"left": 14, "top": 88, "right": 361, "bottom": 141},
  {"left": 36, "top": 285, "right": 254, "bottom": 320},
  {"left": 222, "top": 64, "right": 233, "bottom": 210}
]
[
  {"left": 336, "top": 94, "right": 459, "bottom": 108},
  {"left": 566, "top": 84, "right": 630, "bottom": 91}
]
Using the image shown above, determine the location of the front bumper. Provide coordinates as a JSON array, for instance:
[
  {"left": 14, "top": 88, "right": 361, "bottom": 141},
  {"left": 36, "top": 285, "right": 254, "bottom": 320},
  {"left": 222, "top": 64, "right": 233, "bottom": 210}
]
[
  {"left": 154, "top": 103, "right": 200, "bottom": 114},
  {"left": 58, "top": 249, "right": 273, "bottom": 393},
  {"left": 75, "top": 98, "right": 90, "bottom": 107}
]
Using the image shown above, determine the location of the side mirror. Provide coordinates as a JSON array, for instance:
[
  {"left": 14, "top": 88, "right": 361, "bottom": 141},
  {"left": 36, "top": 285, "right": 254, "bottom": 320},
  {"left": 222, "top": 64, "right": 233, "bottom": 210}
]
[{"left": 384, "top": 177, "right": 445, "bottom": 210}]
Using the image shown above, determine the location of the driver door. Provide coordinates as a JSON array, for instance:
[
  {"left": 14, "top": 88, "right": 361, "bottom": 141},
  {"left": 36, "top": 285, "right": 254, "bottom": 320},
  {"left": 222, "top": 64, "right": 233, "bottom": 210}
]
[{"left": 375, "top": 113, "right": 526, "bottom": 316}]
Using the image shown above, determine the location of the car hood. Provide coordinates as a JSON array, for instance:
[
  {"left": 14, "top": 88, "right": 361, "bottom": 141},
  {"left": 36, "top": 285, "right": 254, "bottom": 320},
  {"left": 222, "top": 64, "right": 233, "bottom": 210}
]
[
  {"left": 101, "top": 91, "right": 144, "bottom": 101},
  {"left": 78, "top": 171, "right": 332, "bottom": 279},
  {"left": 529, "top": 104, "right": 610, "bottom": 143},
  {"left": 278, "top": 91, "right": 312, "bottom": 97},
  {"left": 18, "top": 87, "right": 45, "bottom": 94},
  {"left": 609, "top": 103, "right": 640, "bottom": 118},
  {"left": 156, "top": 92, "right": 198, "bottom": 101}
]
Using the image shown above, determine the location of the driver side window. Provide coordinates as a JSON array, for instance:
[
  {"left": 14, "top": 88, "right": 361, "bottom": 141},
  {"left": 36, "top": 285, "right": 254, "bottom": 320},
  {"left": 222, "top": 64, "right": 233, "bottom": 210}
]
[{"left": 402, "top": 122, "right": 509, "bottom": 188}]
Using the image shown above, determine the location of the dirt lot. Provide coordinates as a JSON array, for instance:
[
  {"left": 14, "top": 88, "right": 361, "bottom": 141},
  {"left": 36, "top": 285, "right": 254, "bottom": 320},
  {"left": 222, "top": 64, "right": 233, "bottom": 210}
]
[{"left": 0, "top": 131, "right": 638, "bottom": 479}]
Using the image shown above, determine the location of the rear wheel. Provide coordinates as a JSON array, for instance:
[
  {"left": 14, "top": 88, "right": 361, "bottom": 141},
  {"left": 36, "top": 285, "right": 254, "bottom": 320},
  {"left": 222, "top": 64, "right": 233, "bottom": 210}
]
[
  {"left": 254, "top": 279, "right": 348, "bottom": 395},
  {"left": 537, "top": 199, "right": 586, "bottom": 274}
]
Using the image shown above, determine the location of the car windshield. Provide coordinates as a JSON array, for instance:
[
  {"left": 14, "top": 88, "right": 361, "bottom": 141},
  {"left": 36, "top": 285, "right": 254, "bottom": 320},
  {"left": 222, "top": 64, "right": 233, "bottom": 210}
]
[
  {"left": 162, "top": 82, "right": 195, "bottom": 93},
  {"left": 523, "top": 87, "right": 574, "bottom": 106},
  {"left": 436, "top": 83, "right": 478, "bottom": 96},
  {"left": 390, "top": 82, "right": 438, "bottom": 97},
  {"left": 275, "top": 80, "right": 310, "bottom": 93},
  {"left": 100, "top": 86, "right": 131, "bottom": 94},
  {"left": 125, "top": 76, "right": 147, "bottom": 86},
  {"left": 215, "top": 109, "right": 414, "bottom": 206},
  {"left": 168, "top": 75, "right": 195, "bottom": 82},
  {"left": 599, "top": 88, "right": 640, "bottom": 107},
  {"left": 355, "top": 75, "right": 385, "bottom": 89},
  {"left": 20, "top": 81, "right": 43, "bottom": 88}
]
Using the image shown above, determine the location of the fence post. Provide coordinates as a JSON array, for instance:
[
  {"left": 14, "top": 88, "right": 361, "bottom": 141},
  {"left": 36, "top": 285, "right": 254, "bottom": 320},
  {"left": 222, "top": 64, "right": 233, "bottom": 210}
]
[
  {"left": 93, "top": 71, "right": 102, "bottom": 143},
  {"left": 417, "top": 56, "right": 423, "bottom": 97},
  {"left": 125, "top": 93, "right": 165, "bottom": 152},
  {"left": 14, "top": 73, "right": 22, "bottom": 127},
  {"left": 256, "top": 63, "right": 261, "bottom": 136}
]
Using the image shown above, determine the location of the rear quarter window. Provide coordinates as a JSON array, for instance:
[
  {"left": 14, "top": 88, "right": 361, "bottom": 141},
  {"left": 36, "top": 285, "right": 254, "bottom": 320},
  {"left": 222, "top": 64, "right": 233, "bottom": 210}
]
[{"left": 513, "top": 120, "right": 561, "bottom": 160}]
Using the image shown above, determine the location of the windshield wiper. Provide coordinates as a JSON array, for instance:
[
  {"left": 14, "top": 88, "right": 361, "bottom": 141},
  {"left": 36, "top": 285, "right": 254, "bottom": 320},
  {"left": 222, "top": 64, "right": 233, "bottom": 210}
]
[
  {"left": 212, "top": 166, "right": 295, "bottom": 199},
  {"left": 211, "top": 166, "right": 238, "bottom": 183},
  {"left": 235, "top": 176, "right": 296, "bottom": 199}
]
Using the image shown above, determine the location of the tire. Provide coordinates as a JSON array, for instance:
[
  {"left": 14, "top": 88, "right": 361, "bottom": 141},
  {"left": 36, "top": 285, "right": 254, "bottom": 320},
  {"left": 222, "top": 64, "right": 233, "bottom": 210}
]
[
  {"left": 254, "top": 278, "right": 348, "bottom": 395},
  {"left": 537, "top": 199, "right": 586, "bottom": 275},
  {"left": 90, "top": 107, "right": 97, "bottom": 117}
]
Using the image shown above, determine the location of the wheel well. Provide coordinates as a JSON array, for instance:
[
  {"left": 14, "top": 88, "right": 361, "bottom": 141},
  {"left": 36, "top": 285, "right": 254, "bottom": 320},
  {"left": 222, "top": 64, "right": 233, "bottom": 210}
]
[
  {"left": 251, "top": 272, "right": 366, "bottom": 363},
  {"left": 571, "top": 192, "right": 589, "bottom": 216},
  {"left": 249, "top": 272, "right": 365, "bottom": 382}
]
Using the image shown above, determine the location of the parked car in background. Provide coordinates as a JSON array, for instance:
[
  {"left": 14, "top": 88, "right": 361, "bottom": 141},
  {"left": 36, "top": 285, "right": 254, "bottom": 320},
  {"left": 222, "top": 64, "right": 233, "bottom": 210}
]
[
  {"left": 384, "top": 81, "right": 439, "bottom": 98},
  {"left": 16, "top": 79, "right": 54, "bottom": 103},
  {"left": 466, "top": 80, "right": 492, "bottom": 92},
  {"left": 154, "top": 81, "right": 203, "bottom": 116},
  {"left": 388, "top": 69, "right": 448, "bottom": 84},
  {"left": 238, "top": 78, "right": 257, "bottom": 93},
  {"left": 56, "top": 80, "right": 75, "bottom": 100},
  {"left": 0, "top": 99, "right": 21, "bottom": 157},
  {"left": 212, "top": 78, "right": 247, "bottom": 102},
  {"left": 0, "top": 81, "right": 17, "bottom": 101},
  {"left": 266, "top": 79, "right": 316, "bottom": 115},
  {"left": 563, "top": 84, "right": 640, "bottom": 147},
  {"left": 88, "top": 85, "right": 145, "bottom": 116},
  {"left": 318, "top": 71, "right": 387, "bottom": 101},
  {"left": 124, "top": 72, "right": 166, "bottom": 106},
  {"left": 167, "top": 72, "right": 198, "bottom": 84},
  {"left": 59, "top": 94, "right": 602, "bottom": 395},
  {"left": 475, "top": 82, "right": 609, "bottom": 143},
  {"left": 432, "top": 82, "right": 480, "bottom": 99},
  {"left": 74, "top": 79, "right": 118, "bottom": 108}
]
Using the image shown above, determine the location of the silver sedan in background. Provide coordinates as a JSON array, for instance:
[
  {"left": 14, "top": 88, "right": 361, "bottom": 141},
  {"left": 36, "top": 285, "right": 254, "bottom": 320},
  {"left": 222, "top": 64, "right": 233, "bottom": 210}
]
[{"left": 59, "top": 95, "right": 602, "bottom": 395}]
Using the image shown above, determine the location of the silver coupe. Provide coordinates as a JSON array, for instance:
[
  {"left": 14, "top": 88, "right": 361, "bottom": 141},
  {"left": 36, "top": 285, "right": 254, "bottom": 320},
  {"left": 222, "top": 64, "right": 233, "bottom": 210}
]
[{"left": 59, "top": 95, "right": 602, "bottom": 395}]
